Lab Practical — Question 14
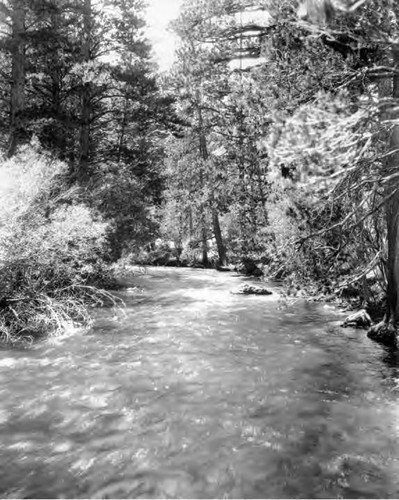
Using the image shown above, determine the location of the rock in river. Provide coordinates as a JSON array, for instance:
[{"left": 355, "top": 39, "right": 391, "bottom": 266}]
[
  {"left": 341, "top": 309, "right": 372, "bottom": 328},
  {"left": 231, "top": 284, "right": 273, "bottom": 296}
]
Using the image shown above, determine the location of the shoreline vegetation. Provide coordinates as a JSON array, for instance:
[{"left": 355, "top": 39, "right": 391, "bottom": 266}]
[
  {"left": 0, "top": 147, "right": 384, "bottom": 344},
  {"left": 0, "top": 0, "right": 397, "bottom": 345},
  {"left": 0, "top": 139, "right": 384, "bottom": 344},
  {"left": 0, "top": 149, "right": 124, "bottom": 344}
]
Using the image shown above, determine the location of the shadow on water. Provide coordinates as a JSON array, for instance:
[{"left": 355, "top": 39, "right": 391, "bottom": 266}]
[
  {"left": 0, "top": 267, "right": 399, "bottom": 498},
  {"left": 380, "top": 344, "right": 399, "bottom": 368}
]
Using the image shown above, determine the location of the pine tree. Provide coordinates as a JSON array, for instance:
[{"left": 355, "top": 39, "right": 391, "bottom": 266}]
[{"left": 0, "top": 0, "right": 27, "bottom": 156}]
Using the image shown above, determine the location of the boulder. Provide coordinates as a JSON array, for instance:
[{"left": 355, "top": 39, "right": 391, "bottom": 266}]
[
  {"left": 231, "top": 284, "right": 273, "bottom": 295},
  {"left": 341, "top": 309, "right": 372, "bottom": 328},
  {"left": 367, "top": 320, "right": 397, "bottom": 347}
]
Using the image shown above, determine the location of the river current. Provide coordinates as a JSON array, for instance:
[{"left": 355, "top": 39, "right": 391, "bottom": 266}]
[{"left": 1, "top": 267, "right": 399, "bottom": 498}]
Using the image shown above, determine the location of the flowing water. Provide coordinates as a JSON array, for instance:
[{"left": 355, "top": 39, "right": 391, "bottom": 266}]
[{"left": 1, "top": 267, "right": 399, "bottom": 498}]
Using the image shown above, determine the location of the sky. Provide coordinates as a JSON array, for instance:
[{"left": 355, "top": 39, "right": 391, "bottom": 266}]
[
  {"left": 143, "top": 1, "right": 271, "bottom": 72},
  {"left": 144, "top": 0, "right": 183, "bottom": 71}
]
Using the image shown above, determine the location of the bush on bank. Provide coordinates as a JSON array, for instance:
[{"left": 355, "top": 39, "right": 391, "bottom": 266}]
[{"left": 0, "top": 147, "right": 119, "bottom": 343}]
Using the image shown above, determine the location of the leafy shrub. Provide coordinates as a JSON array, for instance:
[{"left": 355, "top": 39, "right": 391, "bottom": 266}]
[{"left": 0, "top": 147, "right": 119, "bottom": 343}]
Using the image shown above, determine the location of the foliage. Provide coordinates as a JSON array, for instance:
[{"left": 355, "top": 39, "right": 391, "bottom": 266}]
[
  {"left": 1, "top": 0, "right": 397, "bottom": 333},
  {"left": 0, "top": 0, "right": 175, "bottom": 260},
  {"left": 265, "top": 86, "right": 387, "bottom": 304},
  {"left": 161, "top": 0, "right": 398, "bottom": 312},
  {"left": 0, "top": 148, "right": 120, "bottom": 343}
]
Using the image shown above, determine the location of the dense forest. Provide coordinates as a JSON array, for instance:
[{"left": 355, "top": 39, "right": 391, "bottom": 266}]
[{"left": 1, "top": 0, "right": 399, "bottom": 345}]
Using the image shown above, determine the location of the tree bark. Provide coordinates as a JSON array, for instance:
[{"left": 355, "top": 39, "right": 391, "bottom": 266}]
[
  {"left": 117, "top": 93, "right": 128, "bottom": 163},
  {"left": 49, "top": 5, "right": 67, "bottom": 156},
  {"left": 212, "top": 208, "right": 227, "bottom": 266},
  {"left": 368, "top": 44, "right": 399, "bottom": 345},
  {"left": 196, "top": 91, "right": 226, "bottom": 266},
  {"left": 201, "top": 226, "right": 209, "bottom": 266},
  {"left": 7, "top": 0, "right": 26, "bottom": 157},
  {"left": 77, "top": 0, "right": 92, "bottom": 180}
]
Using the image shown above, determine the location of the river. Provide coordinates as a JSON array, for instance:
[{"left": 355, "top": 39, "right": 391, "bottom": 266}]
[{"left": 0, "top": 267, "right": 399, "bottom": 498}]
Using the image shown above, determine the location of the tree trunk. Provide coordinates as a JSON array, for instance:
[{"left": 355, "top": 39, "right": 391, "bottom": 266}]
[
  {"left": 49, "top": 5, "right": 67, "bottom": 156},
  {"left": 212, "top": 208, "right": 227, "bottom": 266},
  {"left": 7, "top": 0, "right": 26, "bottom": 157},
  {"left": 368, "top": 44, "right": 399, "bottom": 345},
  {"left": 77, "top": 0, "right": 92, "bottom": 180},
  {"left": 201, "top": 226, "right": 209, "bottom": 266},
  {"left": 196, "top": 91, "right": 226, "bottom": 267},
  {"left": 237, "top": 108, "right": 249, "bottom": 255},
  {"left": 188, "top": 207, "right": 193, "bottom": 235},
  {"left": 117, "top": 90, "right": 128, "bottom": 163}
]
